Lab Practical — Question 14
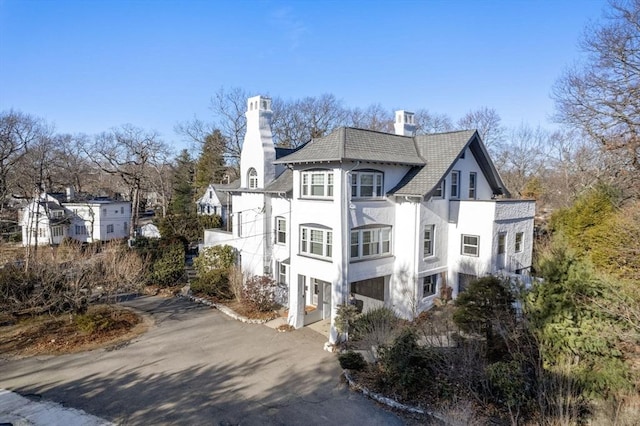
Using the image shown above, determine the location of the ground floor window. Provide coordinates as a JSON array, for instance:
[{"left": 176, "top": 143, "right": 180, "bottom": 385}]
[
  {"left": 351, "top": 277, "right": 385, "bottom": 301},
  {"left": 52, "top": 226, "right": 63, "bottom": 237},
  {"left": 107, "top": 224, "right": 114, "bottom": 233},
  {"left": 422, "top": 274, "right": 437, "bottom": 297},
  {"left": 75, "top": 224, "right": 87, "bottom": 235}
]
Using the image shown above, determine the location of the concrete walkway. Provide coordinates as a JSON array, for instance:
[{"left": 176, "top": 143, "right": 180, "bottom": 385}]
[
  {"left": 0, "top": 389, "right": 112, "bottom": 425},
  {"left": 0, "top": 295, "right": 406, "bottom": 425}
]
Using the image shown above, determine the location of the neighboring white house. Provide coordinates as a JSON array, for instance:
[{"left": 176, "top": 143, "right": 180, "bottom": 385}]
[
  {"left": 196, "top": 180, "right": 240, "bottom": 228},
  {"left": 204, "top": 95, "right": 535, "bottom": 345},
  {"left": 21, "top": 191, "right": 132, "bottom": 246}
]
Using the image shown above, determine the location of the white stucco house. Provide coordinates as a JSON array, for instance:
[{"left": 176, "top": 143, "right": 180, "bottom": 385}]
[
  {"left": 196, "top": 180, "right": 239, "bottom": 228},
  {"left": 204, "top": 95, "right": 535, "bottom": 345},
  {"left": 21, "top": 190, "right": 132, "bottom": 246}
]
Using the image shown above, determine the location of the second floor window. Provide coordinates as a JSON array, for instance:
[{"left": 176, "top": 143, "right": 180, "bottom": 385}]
[
  {"left": 450, "top": 171, "right": 460, "bottom": 198},
  {"left": 469, "top": 172, "right": 477, "bottom": 199},
  {"left": 350, "top": 226, "right": 391, "bottom": 260},
  {"left": 433, "top": 180, "right": 445, "bottom": 198},
  {"left": 107, "top": 224, "right": 114, "bottom": 233},
  {"left": 423, "top": 224, "right": 435, "bottom": 257},
  {"left": 276, "top": 217, "right": 286, "bottom": 244},
  {"left": 301, "top": 170, "right": 333, "bottom": 198},
  {"left": 351, "top": 171, "right": 383, "bottom": 198},
  {"left": 461, "top": 234, "right": 479, "bottom": 257},
  {"left": 300, "top": 226, "right": 332, "bottom": 259},
  {"left": 248, "top": 168, "right": 258, "bottom": 189}
]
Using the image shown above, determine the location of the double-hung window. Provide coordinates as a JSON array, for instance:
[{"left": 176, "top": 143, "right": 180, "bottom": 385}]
[
  {"left": 515, "top": 232, "right": 524, "bottom": 252},
  {"left": 275, "top": 217, "right": 286, "bottom": 244},
  {"left": 351, "top": 171, "right": 383, "bottom": 198},
  {"left": 350, "top": 226, "right": 391, "bottom": 260},
  {"left": 423, "top": 274, "right": 437, "bottom": 297},
  {"left": 433, "top": 180, "right": 445, "bottom": 198},
  {"left": 461, "top": 234, "right": 479, "bottom": 256},
  {"left": 248, "top": 168, "right": 258, "bottom": 189},
  {"left": 301, "top": 170, "right": 333, "bottom": 198},
  {"left": 498, "top": 233, "right": 506, "bottom": 254},
  {"left": 469, "top": 172, "right": 477, "bottom": 199},
  {"left": 423, "top": 224, "right": 435, "bottom": 258},
  {"left": 107, "top": 224, "right": 114, "bottom": 234},
  {"left": 75, "top": 224, "right": 87, "bottom": 235},
  {"left": 450, "top": 171, "right": 460, "bottom": 198},
  {"left": 300, "top": 226, "right": 332, "bottom": 259}
]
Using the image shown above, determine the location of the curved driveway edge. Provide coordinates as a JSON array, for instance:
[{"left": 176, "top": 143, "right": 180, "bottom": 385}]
[{"left": 0, "top": 296, "right": 407, "bottom": 425}]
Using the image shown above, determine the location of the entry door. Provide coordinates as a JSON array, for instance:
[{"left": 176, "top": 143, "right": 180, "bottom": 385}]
[{"left": 304, "top": 278, "right": 330, "bottom": 325}]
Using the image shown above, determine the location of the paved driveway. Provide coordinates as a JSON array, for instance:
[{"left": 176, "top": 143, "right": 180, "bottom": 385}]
[{"left": 0, "top": 296, "right": 405, "bottom": 425}]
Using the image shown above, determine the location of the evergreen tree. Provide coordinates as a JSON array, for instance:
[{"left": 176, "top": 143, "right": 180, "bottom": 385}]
[
  {"left": 169, "top": 149, "right": 195, "bottom": 215},
  {"left": 195, "top": 130, "right": 226, "bottom": 192}
]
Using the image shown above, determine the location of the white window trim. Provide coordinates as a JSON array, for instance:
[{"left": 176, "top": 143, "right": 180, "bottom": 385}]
[
  {"left": 461, "top": 234, "right": 479, "bottom": 257},
  {"left": 300, "top": 170, "right": 334, "bottom": 199},
  {"left": 422, "top": 274, "right": 438, "bottom": 298},
  {"left": 423, "top": 224, "right": 435, "bottom": 258},
  {"left": 433, "top": 179, "right": 445, "bottom": 198},
  {"left": 515, "top": 232, "right": 524, "bottom": 253},
  {"left": 450, "top": 170, "right": 460, "bottom": 199},
  {"left": 498, "top": 232, "right": 506, "bottom": 255},
  {"left": 469, "top": 172, "right": 477, "bottom": 199},
  {"left": 351, "top": 170, "right": 384, "bottom": 199},
  {"left": 275, "top": 217, "right": 286, "bottom": 244},
  {"left": 300, "top": 225, "right": 333, "bottom": 259},
  {"left": 350, "top": 226, "right": 392, "bottom": 260},
  {"left": 248, "top": 168, "right": 258, "bottom": 189}
]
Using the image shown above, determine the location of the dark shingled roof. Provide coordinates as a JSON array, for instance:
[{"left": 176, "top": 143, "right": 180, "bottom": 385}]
[
  {"left": 264, "top": 168, "right": 293, "bottom": 194},
  {"left": 211, "top": 179, "right": 240, "bottom": 204},
  {"left": 274, "top": 126, "right": 509, "bottom": 198},
  {"left": 273, "top": 127, "right": 423, "bottom": 165},
  {"left": 389, "top": 130, "right": 475, "bottom": 196}
]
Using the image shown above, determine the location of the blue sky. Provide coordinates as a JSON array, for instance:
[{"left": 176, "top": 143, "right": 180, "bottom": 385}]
[{"left": 0, "top": 0, "right": 607, "bottom": 151}]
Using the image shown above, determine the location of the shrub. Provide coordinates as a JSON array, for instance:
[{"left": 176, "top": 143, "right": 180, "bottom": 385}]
[
  {"left": 198, "top": 214, "right": 222, "bottom": 230},
  {"left": 191, "top": 268, "right": 232, "bottom": 299},
  {"left": 243, "top": 275, "right": 279, "bottom": 312},
  {"left": 378, "top": 328, "right": 445, "bottom": 399},
  {"left": 352, "top": 306, "right": 400, "bottom": 348},
  {"left": 150, "top": 242, "right": 185, "bottom": 287},
  {"left": 335, "top": 303, "right": 360, "bottom": 339},
  {"left": 338, "top": 351, "right": 367, "bottom": 371}
]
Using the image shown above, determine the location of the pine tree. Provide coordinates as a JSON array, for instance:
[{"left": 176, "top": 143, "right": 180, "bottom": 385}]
[
  {"left": 169, "top": 149, "right": 195, "bottom": 215},
  {"left": 195, "top": 130, "right": 226, "bottom": 192}
]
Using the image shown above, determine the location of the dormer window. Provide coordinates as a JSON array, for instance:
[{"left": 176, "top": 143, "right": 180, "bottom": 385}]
[
  {"left": 351, "top": 171, "right": 383, "bottom": 198},
  {"left": 248, "top": 168, "right": 258, "bottom": 189}
]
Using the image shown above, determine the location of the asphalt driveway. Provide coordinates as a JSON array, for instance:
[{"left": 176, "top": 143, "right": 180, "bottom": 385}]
[{"left": 0, "top": 296, "right": 405, "bottom": 425}]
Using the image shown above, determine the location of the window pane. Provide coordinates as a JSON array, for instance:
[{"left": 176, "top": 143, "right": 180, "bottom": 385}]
[
  {"left": 327, "top": 173, "right": 333, "bottom": 196},
  {"left": 350, "top": 231, "right": 359, "bottom": 258}
]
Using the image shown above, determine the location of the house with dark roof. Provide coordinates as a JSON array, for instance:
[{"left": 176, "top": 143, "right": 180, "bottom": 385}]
[
  {"left": 204, "top": 96, "right": 535, "bottom": 347},
  {"left": 196, "top": 180, "right": 240, "bottom": 228}
]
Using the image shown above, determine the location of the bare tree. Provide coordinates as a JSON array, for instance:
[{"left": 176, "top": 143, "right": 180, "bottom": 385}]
[
  {"left": 271, "top": 93, "right": 349, "bottom": 147},
  {"left": 414, "top": 109, "right": 454, "bottom": 134},
  {"left": 89, "top": 125, "right": 169, "bottom": 237},
  {"left": 347, "top": 103, "right": 393, "bottom": 132},
  {"left": 497, "top": 124, "right": 550, "bottom": 198},
  {"left": 553, "top": 0, "right": 640, "bottom": 190},
  {"left": 49, "top": 133, "right": 99, "bottom": 194},
  {"left": 0, "top": 111, "right": 42, "bottom": 211},
  {"left": 457, "top": 107, "right": 506, "bottom": 154}
]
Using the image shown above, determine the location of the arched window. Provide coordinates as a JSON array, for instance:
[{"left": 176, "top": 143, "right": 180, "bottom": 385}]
[{"left": 248, "top": 168, "right": 258, "bottom": 189}]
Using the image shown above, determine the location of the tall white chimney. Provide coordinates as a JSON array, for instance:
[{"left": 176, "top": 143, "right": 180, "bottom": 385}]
[
  {"left": 240, "top": 96, "right": 276, "bottom": 189},
  {"left": 394, "top": 110, "right": 416, "bottom": 136}
]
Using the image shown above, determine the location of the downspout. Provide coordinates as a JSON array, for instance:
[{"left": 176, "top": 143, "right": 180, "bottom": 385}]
[{"left": 335, "top": 161, "right": 360, "bottom": 345}]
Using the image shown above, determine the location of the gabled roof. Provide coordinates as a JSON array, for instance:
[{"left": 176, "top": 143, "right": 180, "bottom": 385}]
[
  {"left": 389, "top": 130, "right": 509, "bottom": 197},
  {"left": 205, "top": 179, "right": 241, "bottom": 205},
  {"left": 274, "top": 126, "right": 509, "bottom": 199},
  {"left": 273, "top": 127, "right": 423, "bottom": 165}
]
